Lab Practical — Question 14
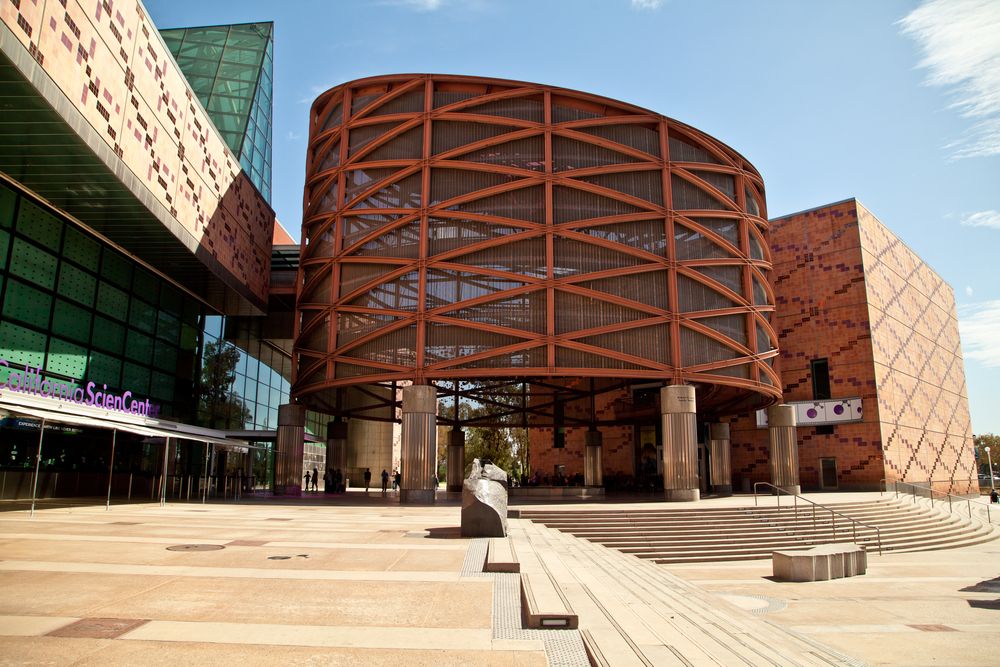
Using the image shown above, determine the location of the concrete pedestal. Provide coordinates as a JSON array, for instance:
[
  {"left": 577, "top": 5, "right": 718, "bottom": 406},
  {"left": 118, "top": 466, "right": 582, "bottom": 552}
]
[
  {"left": 400, "top": 385, "right": 437, "bottom": 504},
  {"left": 447, "top": 428, "right": 465, "bottom": 493},
  {"left": 709, "top": 422, "right": 732, "bottom": 496},
  {"left": 768, "top": 404, "right": 800, "bottom": 494},
  {"left": 274, "top": 404, "right": 306, "bottom": 496},
  {"left": 584, "top": 427, "right": 603, "bottom": 487},
  {"left": 661, "top": 385, "right": 699, "bottom": 502}
]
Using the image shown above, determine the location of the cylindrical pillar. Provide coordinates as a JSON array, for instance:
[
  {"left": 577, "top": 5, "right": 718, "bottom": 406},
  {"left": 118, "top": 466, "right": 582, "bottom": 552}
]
[
  {"left": 709, "top": 422, "right": 732, "bottom": 496},
  {"left": 400, "top": 385, "right": 437, "bottom": 504},
  {"left": 661, "top": 385, "right": 699, "bottom": 502},
  {"left": 768, "top": 404, "right": 800, "bottom": 494},
  {"left": 584, "top": 427, "right": 603, "bottom": 487},
  {"left": 326, "top": 418, "right": 348, "bottom": 479},
  {"left": 274, "top": 404, "right": 306, "bottom": 496},
  {"left": 447, "top": 428, "right": 465, "bottom": 492}
]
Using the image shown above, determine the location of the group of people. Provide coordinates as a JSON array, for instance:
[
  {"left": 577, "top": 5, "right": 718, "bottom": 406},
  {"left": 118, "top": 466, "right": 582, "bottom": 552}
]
[{"left": 303, "top": 467, "right": 347, "bottom": 494}]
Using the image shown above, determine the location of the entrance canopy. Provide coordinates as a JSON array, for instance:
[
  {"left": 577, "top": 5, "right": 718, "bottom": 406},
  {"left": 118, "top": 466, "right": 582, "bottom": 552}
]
[{"left": 0, "top": 388, "right": 251, "bottom": 451}]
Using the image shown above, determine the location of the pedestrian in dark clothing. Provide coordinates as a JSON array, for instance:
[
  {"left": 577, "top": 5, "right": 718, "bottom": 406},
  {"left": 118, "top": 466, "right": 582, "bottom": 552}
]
[
  {"left": 381, "top": 469, "right": 389, "bottom": 496},
  {"left": 303, "top": 470, "right": 311, "bottom": 491},
  {"left": 990, "top": 488, "right": 998, "bottom": 504},
  {"left": 364, "top": 468, "right": 372, "bottom": 492},
  {"left": 312, "top": 466, "right": 319, "bottom": 492}
]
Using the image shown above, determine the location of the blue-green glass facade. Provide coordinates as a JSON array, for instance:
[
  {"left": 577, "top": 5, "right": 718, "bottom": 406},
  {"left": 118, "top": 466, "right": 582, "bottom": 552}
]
[{"left": 160, "top": 22, "right": 273, "bottom": 202}]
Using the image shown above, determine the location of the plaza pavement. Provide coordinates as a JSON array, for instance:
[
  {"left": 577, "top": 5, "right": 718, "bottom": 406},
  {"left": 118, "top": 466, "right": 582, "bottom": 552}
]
[{"left": 0, "top": 490, "right": 995, "bottom": 666}]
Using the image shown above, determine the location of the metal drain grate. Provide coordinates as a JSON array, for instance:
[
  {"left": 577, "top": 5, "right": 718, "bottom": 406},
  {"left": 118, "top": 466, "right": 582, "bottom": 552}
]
[{"left": 166, "top": 544, "right": 224, "bottom": 552}]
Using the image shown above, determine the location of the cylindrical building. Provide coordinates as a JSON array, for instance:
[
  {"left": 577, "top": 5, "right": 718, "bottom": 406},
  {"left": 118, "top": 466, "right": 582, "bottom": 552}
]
[{"left": 294, "top": 74, "right": 780, "bottom": 484}]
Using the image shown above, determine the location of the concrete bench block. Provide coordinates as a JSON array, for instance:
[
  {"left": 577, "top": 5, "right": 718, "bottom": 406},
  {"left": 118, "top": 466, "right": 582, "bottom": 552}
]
[
  {"left": 485, "top": 537, "right": 520, "bottom": 573},
  {"left": 520, "top": 572, "right": 578, "bottom": 629},
  {"left": 773, "top": 543, "right": 866, "bottom": 582}
]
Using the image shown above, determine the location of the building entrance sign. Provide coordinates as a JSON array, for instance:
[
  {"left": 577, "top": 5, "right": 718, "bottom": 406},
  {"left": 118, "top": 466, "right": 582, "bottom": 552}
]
[{"left": 0, "top": 360, "right": 160, "bottom": 417}]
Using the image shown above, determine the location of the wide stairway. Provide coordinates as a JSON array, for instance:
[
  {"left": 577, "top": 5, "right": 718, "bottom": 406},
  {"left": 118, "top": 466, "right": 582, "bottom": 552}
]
[{"left": 518, "top": 496, "right": 997, "bottom": 564}]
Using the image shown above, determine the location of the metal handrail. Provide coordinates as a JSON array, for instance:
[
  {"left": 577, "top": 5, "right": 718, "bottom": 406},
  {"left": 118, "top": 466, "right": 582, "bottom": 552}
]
[
  {"left": 752, "top": 482, "right": 882, "bottom": 555},
  {"left": 893, "top": 481, "right": 996, "bottom": 525}
]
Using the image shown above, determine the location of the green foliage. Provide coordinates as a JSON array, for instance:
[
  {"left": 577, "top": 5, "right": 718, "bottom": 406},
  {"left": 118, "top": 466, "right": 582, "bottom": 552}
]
[
  {"left": 197, "top": 341, "right": 252, "bottom": 430},
  {"left": 974, "top": 433, "right": 1000, "bottom": 466},
  {"left": 438, "top": 382, "right": 531, "bottom": 479}
]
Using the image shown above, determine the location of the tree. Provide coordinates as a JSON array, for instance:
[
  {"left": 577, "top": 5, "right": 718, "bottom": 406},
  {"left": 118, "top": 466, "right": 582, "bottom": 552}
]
[
  {"left": 197, "top": 341, "right": 252, "bottom": 430},
  {"left": 436, "top": 382, "right": 530, "bottom": 479},
  {"left": 974, "top": 434, "right": 1000, "bottom": 474}
]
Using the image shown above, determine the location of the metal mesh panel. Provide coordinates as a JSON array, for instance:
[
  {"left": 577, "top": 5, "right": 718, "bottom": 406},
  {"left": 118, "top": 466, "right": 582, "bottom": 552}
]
[
  {"left": 447, "top": 185, "right": 545, "bottom": 222},
  {"left": 450, "top": 237, "right": 547, "bottom": 278},
  {"left": 348, "top": 271, "right": 419, "bottom": 310},
  {"left": 693, "top": 265, "right": 743, "bottom": 294},
  {"left": 459, "top": 97, "right": 544, "bottom": 122},
  {"left": 427, "top": 218, "right": 522, "bottom": 256},
  {"left": 693, "top": 217, "right": 740, "bottom": 246},
  {"left": 456, "top": 136, "right": 545, "bottom": 170},
  {"left": 425, "top": 269, "right": 528, "bottom": 307},
  {"left": 337, "top": 312, "right": 400, "bottom": 347},
  {"left": 555, "top": 347, "right": 647, "bottom": 370},
  {"left": 365, "top": 126, "right": 423, "bottom": 161},
  {"left": 344, "top": 325, "right": 417, "bottom": 366},
  {"left": 552, "top": 186, "right": 643, "bottom": 223},
  {"left": 552, "top": 136, "right": 642, "bottom": 171},
  {"left": 314, "top": 180, "right": 339, "bottom": 213},
  {"left": 680, "top": 326, "right": 741, "bottom": 366},
  {"left": 299, "top": 317, "right": 329, "bottom": 353},
  {"left": 674, "top": 223, "right": 735, "bottom": 260},
  {"left": 307, "top": 229, "right": 335, "bottom": 258},
  {"left": 748, "top": 230, "right": 765, "bottom": 260},
  {"left": 579, "top": 271, "right": 669, "bottom": 310},
  {"left": 301, "top": 268, "right": 332, "bottom": 304},
  {"left": 446, "top": 291, "right": 546, "bottom": 333},
  {"left": 343, "top": 213, "right": 403, "bottom": 249},
  {"left": 369, "top": 89, "right": 425, "bottom": 116},
  {"left": 334, "top": 362, "right": 382, "bottom": 379},
  {"left": 317, "top": 140, "right": 340, "bottom": 171},
  {"left": 709, "top": 363, "right": 750, "bottom": 379},
  {"left": 576, "top": 124, "right": 661, "bottom": 156},
  {"left": 696, "top": 314, "right": 747, "bottom": 346},
  {"left": 578, "top": 323, "right": 670, "bottom": 364},
  {"left": 677, "top": 274, "right": 738, "bottom": 312},
  {"left": 753, "top": 274, "right": 770, "bottom": 305},
  {"left": 350, "top": 222, "right": 421, "bottom": 258},
  {"left": 350, "top": 173, "right": 422, "bottom": 209},
  {"left": 574, "top": 171, "right": 664, "bottom": 205},
  {"left": 580, "top": 220, "right": 667, "bottom": 255},
  {"left": 756, "top": 320, "right": 773, "bottom": 353},
  {"left": 668, "top": 135, "right": 721, "bottom": 163},
  {"left": 453, "top": 347, "right": 546, "bottom": 368},
  {"left": 320, "top": 100, "right": 343, "bottom": 132},
  {"left": 430, "top": 168, "right": 520, "bottom": 205},
  {"left": 552, "top": 105, "right": 602, "bottom": 122},
  {"left": 690, "top": 170, "right": 735, "bottom": 201},
  {"left": 339, "top": 263, "right": 400, "bottom": 297},
  {"left": 433, "top": 90, "right": 481, "bottom": 108},
  {"left": 671, "top": 174, "right": 728, "bottom": 211},
  {"left": 553, "top": 237, "right": 647, "bottom": 277},
  {"left": 348, "top": 122, "right": 400, "bottom": 156},
  {"left": 432, "top": 121, "right": 517, "bottom": 154},
  {"left": 554, "top": 291, "right": 650, "bottom": 334},
  {"left": 425, "top": 324, "right": 523, "bottom": 363},
  {"left": 351, "top": 93, "right": 381, "bottom": 115},
  {"left": 745, "top": 185, "right": 760, "bottom": 216},
  {"left": 344, "top": 168, "right": 399, "bottom": 203}
]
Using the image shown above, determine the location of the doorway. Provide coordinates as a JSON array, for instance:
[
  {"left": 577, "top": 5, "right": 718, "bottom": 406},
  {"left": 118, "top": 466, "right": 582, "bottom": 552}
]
[{"left": 820, "top": 458, "right": 838, "bottom": 489}]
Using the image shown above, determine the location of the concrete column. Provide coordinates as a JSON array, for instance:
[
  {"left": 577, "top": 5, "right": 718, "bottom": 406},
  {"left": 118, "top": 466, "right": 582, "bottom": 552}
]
[
  {"left": 661, "top": 385, "right": 699, "bottom": 502},
  {"left": 274, "top": 404, "right": 306, "bottom": 495},
  {"left": 709, "top": 422, "right": 732, "bottom": 496},
  {"left": 584, "top": 427, "right": 603, "bottom": 487},
  {"left": 326, "top": 418, "right": 348, "bottom": 477},
  {"left": 400, "top": 385, "right": 437, "bottom": 504},
  {"left": 447, "top": 428, "right": 465, "bottom": 492},
  {"left": 768, "top": 404, "right": 800, "bottom": 494}
]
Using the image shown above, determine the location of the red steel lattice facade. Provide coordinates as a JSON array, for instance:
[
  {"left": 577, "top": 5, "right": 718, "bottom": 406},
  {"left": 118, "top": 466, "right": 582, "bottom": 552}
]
[{"left": 295, "top": 74, "right": 781, "bottom": 418}]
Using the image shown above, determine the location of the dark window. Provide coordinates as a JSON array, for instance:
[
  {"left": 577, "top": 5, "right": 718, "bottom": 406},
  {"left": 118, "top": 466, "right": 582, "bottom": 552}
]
[{"left": 811, "top": 358, "right": 831, "bottom": 399}]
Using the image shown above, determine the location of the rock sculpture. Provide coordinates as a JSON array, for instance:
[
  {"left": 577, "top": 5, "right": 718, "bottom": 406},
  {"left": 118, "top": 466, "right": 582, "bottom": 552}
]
[{"left": 461, "top": 458, "right": 508, "bottom": 537}]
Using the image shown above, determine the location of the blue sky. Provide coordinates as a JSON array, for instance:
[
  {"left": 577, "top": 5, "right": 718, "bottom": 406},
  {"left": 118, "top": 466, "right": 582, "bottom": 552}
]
[{"left": 146, "top": 0, "right": 1000, "bottom": 435}]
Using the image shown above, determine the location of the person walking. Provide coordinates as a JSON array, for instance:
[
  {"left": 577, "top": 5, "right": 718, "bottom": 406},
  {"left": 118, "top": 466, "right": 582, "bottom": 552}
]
[
  {"left": 381, "top": 469, "right": 389, "bottom": 496},
  {"left": 312, "top": 466, "right": 319, "bottom": 492},
  {"left": 303, "top": 470, "right": 311, "bottom": 491},
  {"left": 364, "top": 467, "right": 372, "bottom": 493}
]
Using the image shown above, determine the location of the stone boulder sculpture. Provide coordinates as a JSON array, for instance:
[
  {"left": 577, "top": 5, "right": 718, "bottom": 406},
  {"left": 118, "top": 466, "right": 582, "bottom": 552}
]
[{"left": 461, "top": 458, "right": 508, "bottom": 537}]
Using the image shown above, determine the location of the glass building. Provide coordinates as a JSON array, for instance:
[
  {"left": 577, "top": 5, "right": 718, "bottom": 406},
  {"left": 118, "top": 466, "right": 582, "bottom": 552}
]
[{"left": 160, "top": 22, "right": 274, "bottom": 202}]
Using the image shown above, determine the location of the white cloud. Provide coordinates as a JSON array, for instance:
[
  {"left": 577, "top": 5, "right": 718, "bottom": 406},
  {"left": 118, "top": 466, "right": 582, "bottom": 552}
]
[
  {"left": 966, "top": 286, "right": 974, "bottom": 297},
  {"left": 631, "top": 0, "right": 664, "bottom": 8},
  {"left": 286, "top": 131, "right": 301, "bottom": 141},
  {"left": 899, "top": 0, "right": 1000, "bottom": 158},
  {"left": 960, "top": 209, "right": 1000, "bottom": 229},
  {"left": 959, "top": 300, "right": 1000, "bottom": 367},
  {"left": 380, "top": 0, "right": 446, "bottom": 10}
]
